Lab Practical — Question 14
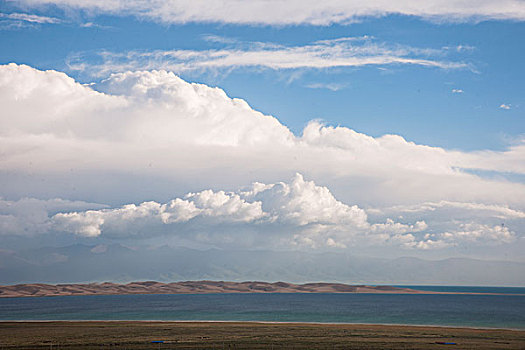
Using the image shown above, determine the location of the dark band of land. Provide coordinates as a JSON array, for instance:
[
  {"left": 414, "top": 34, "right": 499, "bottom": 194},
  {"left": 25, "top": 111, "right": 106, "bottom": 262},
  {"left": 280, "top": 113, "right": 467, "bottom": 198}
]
[
  {"left": 0, "top": 321, "right": 524, "bottom": 349},
  {"left": 0, "top": 280, "right": 519, "bottom": 298}
]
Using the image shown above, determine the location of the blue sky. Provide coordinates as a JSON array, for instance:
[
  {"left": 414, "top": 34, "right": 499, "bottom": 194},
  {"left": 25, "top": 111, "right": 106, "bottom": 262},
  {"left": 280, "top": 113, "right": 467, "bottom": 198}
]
[
  {"left": 1, "top": 1, "right": 525, "bottom": 274},
  {"left": 1, "top": 2, "right": 523, "bottom": 151}
]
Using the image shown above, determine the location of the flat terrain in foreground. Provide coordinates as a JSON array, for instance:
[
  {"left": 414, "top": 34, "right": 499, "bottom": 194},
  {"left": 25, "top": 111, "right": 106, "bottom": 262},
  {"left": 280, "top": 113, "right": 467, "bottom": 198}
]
[{"left": 0, "top": 321, "right": 523, "bottom": 349}]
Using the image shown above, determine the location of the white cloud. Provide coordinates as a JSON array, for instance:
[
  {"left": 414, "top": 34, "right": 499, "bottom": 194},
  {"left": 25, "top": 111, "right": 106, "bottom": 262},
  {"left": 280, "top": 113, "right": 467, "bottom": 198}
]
[
  {"left": 452, "top": 88, "right": 463, "bottom": 93},
  {"left": 0, "top": 174, "right": 456, "bottom": 251},
  {"left": 372, "top": 200, "right": 525, "bottom": 220},
  {"left": 16, "top": 0, "right": 525, "bottom": 24},
  {"left": 90, "top": 244, "right": 108, "bottom": 253},
  {"left": 410, "top": 239, "right": 452, "bottom": 250},
  {"left": 393, "top": 223, "right": 516, "bottom": 250},
  {"left": 0, "top": 197, "right": 107, "bottom": 236},
  {"left": 0, "top": 12, "right": 62, "bottom": 30},
  {"left": 52, "top": 174, "right": 368, "bottom": 241},
  {"left": 451, "top": 223, "right": 516, "bottom": 243},
  {"left": 66, "top": 37, "right": 468, "bottom": 77},
  {"left": 369, "top": 200, "right": 523, "bottom": 244},
  {"left": 0, "top": 175, "right": 503, "bottom": 251},
  {"left": 457, "top": 143, "right": 525, "bottom": 175},
  {"left": 251, "top": 173, "right": 369, "bottom": 227},
  {"left": 49, "top": 174, "right": 515, "bottom": 251},
  {"left": 462, "top": 223, "right": 514, "bottom": 242},
  {"left": 326, "top": 237, "right": 347, "bottom": 248},
  {"left": 1, "top": 63, "right": 525, "bottom": 248},
  {"left": 0, "top": 179, "right": 522, "bottom": 251},
  {"left": 367, "top": 201, "right": 523, "bottom": 250},
  {"left": 454, "top": 45, "right": 476, "bottom": 52},
  {"left": 370, "top": 218, "right": 428, "bottom": 235},
  {"left": 0, "top": 12, "right": 61, "bottom": 24},
  {"left": 306, "top": 83, "right": 347, "bottom": 91},
  {"left": 426, "top": 223, "right": 517, "bottom": 247},
  {"left": 500, "top": 103, "right": 511, "bottom": 110}
]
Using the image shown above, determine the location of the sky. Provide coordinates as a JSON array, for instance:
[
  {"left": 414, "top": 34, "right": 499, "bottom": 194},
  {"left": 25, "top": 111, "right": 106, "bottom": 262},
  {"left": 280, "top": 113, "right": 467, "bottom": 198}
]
[{"left": 0, "top": 1, "right": 525, "bottom": 282}]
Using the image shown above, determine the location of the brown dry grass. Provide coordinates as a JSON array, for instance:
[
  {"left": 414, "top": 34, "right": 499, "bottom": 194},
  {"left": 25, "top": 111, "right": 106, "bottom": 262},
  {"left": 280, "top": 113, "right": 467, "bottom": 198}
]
[{"left": 0, "top": 321, "right": 524, "bottom": 349}]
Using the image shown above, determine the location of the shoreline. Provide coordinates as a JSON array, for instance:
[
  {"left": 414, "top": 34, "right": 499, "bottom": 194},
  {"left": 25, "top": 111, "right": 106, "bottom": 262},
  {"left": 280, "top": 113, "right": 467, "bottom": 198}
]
[
  {"left": 1, "top": 319, "right": 524, "bottom": 331},
  {"left": 1, "top": 291, "right": 524, "bottom": 299},
  {"left": 2, "top": 280, "right": 524, "bottom": 299},
  {"left": 2, "top": 288, "right": 525, "bottom": 299}
]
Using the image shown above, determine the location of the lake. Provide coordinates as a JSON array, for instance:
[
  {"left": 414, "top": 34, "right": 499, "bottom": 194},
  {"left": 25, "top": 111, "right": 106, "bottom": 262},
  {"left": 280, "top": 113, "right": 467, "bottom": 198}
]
[{"left": 1, "top": 288, "right": 524, "bottom": 329}]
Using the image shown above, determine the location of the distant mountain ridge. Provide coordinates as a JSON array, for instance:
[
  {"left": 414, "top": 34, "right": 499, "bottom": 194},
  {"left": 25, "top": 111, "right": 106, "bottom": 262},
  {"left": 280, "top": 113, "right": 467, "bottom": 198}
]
[{"left": 0, "top": 244, "right": 523, "bottom": 286}]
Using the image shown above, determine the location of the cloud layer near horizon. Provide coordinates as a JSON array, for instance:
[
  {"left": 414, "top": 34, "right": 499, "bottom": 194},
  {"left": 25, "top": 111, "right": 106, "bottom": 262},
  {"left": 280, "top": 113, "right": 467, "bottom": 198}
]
[
  {"left": 1, "top": 174, "right": 519, "bottom": 251},
  {"left": 52, "top": 173, "right": 375, "bottom": 246},
  {"left": 15, "top": 0, "right": 525, "bottom": 24},
  {"left": 0, "top": 63, "right": 524, "bottom": 252}
]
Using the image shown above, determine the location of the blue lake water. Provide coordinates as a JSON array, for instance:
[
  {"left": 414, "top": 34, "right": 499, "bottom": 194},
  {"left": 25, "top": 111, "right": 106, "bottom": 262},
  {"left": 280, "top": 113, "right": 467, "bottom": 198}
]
[{"left": 1, "top": 291, "right": 524, "bottom": 329}]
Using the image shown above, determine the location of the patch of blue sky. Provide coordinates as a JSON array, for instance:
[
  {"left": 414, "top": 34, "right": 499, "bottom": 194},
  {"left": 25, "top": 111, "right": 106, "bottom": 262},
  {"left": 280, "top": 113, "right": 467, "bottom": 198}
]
[{"left": 459, "top": 168, "right": 525, "bottom": 183}]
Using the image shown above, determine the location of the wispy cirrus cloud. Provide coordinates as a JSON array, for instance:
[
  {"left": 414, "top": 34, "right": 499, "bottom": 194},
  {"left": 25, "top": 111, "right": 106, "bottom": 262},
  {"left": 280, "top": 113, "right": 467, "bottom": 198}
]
[
  {"left": 0, "top": 12, "right": 117, "bottom": 30},
  {"left": 0, "top": 12, "right": 61, "bottom": 24},
  {"left": 14, "top": 0, "right": 525, "bottom": 25},
  {"left": 305, "top": 83, "right": 347, "bottom": 91},
  {"left": 371, "top": 200, "right": 525, "bottom": 219},
  {"left": 67, "top": 36, "right": 470, "bottom": 77},
  {"left": 0, "top": 12, "right": 62, "bottom": 29}
]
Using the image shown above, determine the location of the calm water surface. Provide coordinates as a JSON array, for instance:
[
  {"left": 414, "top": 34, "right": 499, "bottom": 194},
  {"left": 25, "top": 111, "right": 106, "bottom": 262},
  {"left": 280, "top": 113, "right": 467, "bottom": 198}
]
[{"left": 1, "top": 291, "right": 524, "bottom": 329}]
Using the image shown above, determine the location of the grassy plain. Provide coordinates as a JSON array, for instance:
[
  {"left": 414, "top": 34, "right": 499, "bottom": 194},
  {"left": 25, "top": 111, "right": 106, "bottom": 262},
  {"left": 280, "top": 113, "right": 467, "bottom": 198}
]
[{"left": 0, "top": 321, "right": 524, "bottom": 349}]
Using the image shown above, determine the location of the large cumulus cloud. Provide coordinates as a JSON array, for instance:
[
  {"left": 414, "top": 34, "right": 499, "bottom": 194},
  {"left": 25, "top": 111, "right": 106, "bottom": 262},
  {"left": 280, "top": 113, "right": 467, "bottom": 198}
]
[
  {"left": 52, "top": 174, "right": 375, "bottom": 248},
  {"left": 0, "top": 63, "right": 524, "bottom": 253},
  {"left": 1, "top": 63, "right": 524, "bottom": 206}
]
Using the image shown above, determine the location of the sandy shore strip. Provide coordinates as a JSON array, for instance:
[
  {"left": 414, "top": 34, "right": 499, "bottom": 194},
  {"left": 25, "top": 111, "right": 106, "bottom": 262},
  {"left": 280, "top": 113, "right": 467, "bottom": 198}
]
[
  {"left": 0, "top": 321, "right": 524, "bottom": 349},
  {"left": 1, "top": 281, "right": 524, "bottom": 298}
]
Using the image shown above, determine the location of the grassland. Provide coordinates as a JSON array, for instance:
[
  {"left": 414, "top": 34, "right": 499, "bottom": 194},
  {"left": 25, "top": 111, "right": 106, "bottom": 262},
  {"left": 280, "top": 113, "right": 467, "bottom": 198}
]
[{"left": 0, "top": 321, "right": 524, "bottom": 349}]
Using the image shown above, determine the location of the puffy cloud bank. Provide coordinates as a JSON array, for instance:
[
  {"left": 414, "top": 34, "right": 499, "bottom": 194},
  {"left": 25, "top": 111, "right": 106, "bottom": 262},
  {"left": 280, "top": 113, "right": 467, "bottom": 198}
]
[
  {"left": 1, "top": 64, "right": 524, "bottom": 195},
  {"left": 52, "top": 173, "right": 374, "bottom": 248},
  {"left": 1, "top": 174, "right": 518, "bottom": 251},
  {"left": 2, "top": 63, "right": 525, "bottom": 203},
  {"left": 0, "top": 197, "right": 107, "bottom": 236},
  {"left": 0, "top": 63, "right": 524, "bottom": 251},
  {"left": 15, "top": 0, "right": 525, "bottom": 24}
]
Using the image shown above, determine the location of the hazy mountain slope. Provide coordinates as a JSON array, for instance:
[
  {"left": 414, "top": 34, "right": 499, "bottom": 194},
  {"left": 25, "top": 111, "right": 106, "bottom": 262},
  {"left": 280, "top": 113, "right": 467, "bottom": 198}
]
[{"left": 0, "top": 245, "right": 523, "bottom": 286}]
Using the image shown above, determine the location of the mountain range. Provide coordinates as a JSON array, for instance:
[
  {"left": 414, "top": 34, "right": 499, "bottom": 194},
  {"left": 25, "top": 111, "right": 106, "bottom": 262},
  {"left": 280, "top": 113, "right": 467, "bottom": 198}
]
[{"left": 0, "top": 244, "right": 523, "bottom": 286}]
